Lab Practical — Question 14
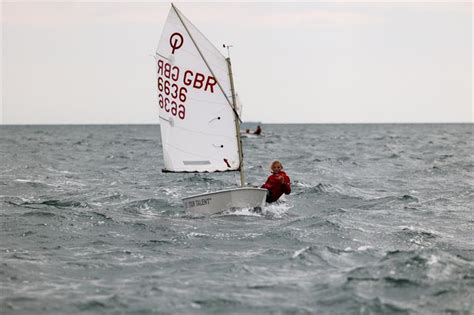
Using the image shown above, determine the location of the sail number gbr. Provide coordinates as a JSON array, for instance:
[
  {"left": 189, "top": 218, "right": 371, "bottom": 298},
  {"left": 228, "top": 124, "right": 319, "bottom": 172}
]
[
  {"left": 157, "top": 77, "right": 187, "bottom": 120},
  {"left": 156, "top": 58, "right": 219, "bottom": 121}
]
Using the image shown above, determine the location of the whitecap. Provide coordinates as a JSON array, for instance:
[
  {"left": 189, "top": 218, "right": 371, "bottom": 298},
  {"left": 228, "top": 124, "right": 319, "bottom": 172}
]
[{"left": 292, "top": 246, "right": 310, "bottom": 258}]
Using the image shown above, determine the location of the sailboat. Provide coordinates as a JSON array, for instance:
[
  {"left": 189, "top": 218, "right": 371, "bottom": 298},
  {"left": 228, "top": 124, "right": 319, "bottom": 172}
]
[{"left": 155, "top": 4, "right": 267, "bottom": 214}]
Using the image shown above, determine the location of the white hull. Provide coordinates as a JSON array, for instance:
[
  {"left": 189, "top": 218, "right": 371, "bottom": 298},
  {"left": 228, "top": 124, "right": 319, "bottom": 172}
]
[
  {"left": 240, "top": 133, "right": 262, "bottom": 138},
  {"left": 182, "top": 187, "right": 267, "bottom": 215}
]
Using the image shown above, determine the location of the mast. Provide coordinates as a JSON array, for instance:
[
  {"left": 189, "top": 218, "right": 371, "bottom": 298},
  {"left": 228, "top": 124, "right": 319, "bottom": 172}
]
[{"left": 226, "top": 56, "right": 245, "bottom": 187}]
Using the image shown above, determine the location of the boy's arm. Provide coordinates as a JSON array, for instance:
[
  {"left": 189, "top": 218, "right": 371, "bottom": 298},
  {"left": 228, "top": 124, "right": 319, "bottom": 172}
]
[
  {"left": 283, "top": 175, "right": 291, "bottom": 194},
  {"left": 261, "top": 177, "right": 272, "bottom": 189}
]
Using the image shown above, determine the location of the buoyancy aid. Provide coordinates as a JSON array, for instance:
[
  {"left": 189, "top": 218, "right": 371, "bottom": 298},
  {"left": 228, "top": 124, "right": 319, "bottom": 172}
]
[{"left": 261, "top": 171, "right": 291, "bottom": 203}]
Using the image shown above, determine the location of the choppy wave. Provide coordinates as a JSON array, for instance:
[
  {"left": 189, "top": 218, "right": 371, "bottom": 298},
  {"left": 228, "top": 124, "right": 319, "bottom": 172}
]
[{"left": 0, "top": 124, "right": 472, "bottom": 314}]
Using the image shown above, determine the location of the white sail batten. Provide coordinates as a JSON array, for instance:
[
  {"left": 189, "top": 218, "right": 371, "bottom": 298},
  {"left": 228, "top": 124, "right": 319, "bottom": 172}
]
[{"left": 156, "top": 5, "right": 240, "bottom": 173}]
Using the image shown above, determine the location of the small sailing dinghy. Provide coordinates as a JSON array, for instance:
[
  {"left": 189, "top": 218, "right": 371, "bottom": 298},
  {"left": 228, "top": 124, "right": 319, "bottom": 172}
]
[{"left": 155, "top": 4, "right": 267, "bottom": 215}]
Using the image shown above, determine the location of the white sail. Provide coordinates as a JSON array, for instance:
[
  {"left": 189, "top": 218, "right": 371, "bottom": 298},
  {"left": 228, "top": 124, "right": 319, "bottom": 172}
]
[
  {"left": 155, "top": 5, "right": 240, "bottom": 173},
  {"left": 235, "top": 94, "right": 243, "bottom": 118},
  {"left": 154, "top": 4, "right": 267, "bottom": 215}
]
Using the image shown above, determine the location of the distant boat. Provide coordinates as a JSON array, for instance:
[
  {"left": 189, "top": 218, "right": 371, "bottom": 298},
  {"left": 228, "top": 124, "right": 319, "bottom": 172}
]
[
  {"left": 240, "top": 123, "right": 264, "bottom": 138},
  {"left": 240, "top": 131, "right": 264, "bottom": 138},
  {"left": 155, "top": 4, "right": 267, "bottom": 214}
]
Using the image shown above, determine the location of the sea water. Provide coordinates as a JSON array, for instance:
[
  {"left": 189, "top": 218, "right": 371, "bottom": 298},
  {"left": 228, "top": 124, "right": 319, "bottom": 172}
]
[{"left": 1, "top": 124, "right": 473, "bottom": 314}]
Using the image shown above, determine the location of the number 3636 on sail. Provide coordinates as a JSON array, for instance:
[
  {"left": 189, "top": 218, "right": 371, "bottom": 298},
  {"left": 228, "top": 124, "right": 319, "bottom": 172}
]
[{"left": 158, "top": 94, "right": 186, "bottom": 120}]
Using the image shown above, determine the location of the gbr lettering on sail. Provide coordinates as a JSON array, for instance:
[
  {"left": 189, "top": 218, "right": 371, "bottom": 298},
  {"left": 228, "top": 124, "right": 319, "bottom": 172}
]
[{"left": 156, "top": 33, "right": 218, "bottom": 121}]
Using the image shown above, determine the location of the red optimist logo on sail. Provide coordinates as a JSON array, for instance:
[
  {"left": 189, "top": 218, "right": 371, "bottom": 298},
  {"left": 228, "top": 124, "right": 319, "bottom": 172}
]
[
  {"left": 169, "top": 33, "right": 183, "bottom": 54},
  {"left": 157, "top": 32, "right": 218, "bottom": 121}
]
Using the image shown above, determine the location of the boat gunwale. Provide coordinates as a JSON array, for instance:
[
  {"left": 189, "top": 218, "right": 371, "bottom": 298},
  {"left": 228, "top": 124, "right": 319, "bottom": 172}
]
[{"left": 181, "top": 187, "right": 267, "bottom": 200}]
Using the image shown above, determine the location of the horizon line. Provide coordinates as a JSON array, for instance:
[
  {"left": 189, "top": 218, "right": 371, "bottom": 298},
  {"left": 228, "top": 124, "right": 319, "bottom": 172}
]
[{"left": 1, "top": 122, "right": 472, "bottom": 126}]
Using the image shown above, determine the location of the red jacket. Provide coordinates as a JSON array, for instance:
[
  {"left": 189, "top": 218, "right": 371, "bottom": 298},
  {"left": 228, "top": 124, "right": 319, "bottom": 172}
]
[{"left": 261, "top": 171, "right": 291, "bottom": 203}]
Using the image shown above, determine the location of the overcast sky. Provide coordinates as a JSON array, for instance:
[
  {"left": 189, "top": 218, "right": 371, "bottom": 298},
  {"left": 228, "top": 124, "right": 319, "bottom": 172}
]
[{"left": 2, "top": 1, "right": 472, "bottom": 124}]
